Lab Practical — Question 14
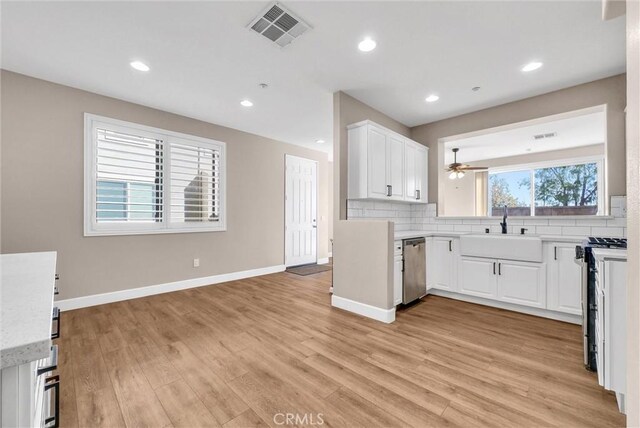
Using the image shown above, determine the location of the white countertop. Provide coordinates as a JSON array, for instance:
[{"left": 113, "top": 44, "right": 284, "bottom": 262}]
[
  {"left": 1, "top": 252, "right": 57, "bottom": 369},
  {"left": 394, "top": 230, "right": 586, "bottom": 243},
  {"left": 592, "top": 248, "right": 627, "bottom": 261}
]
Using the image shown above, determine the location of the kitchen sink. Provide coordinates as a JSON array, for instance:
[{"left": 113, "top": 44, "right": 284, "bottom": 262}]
[{"left": 460, "top": 234, "right": 543, "bottom": 262}]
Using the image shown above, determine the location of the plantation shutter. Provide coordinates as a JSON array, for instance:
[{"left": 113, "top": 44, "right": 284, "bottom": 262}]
[
  {"left": 169, "top": 142, "right": 221, "bottom": 224},
  {"left": 95, "top": 128, "right": 164, "bottom": 222}
]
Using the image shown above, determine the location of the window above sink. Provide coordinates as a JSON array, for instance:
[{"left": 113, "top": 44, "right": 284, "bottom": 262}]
[
  {"left": 487, "top": 157, "right": 604, "bottom": 217},
  {"left": 438, "top": 105, "right": 609, "bottom": 218}
]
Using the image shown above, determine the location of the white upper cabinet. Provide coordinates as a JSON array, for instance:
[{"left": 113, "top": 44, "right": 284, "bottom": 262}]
[
  {"left": 388, "top": 135, "right": 405, "bottom": 200},
  {"left": 405, "top": 141, "right": 428, "bottom": 203},
  {"left": 348, "top": 120, "right": 428, "bottom": 203},
  {"left": 366, "top": 125, "right": 389, "bottom": 198}
]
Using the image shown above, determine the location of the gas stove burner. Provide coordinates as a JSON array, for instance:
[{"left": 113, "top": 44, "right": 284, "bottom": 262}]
[{"left": 587, "top": 237, "right": 627, "bottom": 248}]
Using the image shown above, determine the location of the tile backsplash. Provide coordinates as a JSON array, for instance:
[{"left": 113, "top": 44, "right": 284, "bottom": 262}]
[{"left": 347, "top": 196, "right": 627, "bottom": 237}]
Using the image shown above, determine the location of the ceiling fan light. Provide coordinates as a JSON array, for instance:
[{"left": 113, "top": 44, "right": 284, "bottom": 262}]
[
  {"left": 457, "top": 171, "right": 465, "bottom": 179},
  {"left": 449, "top": 171, "right": 458, "bottom": 180}
]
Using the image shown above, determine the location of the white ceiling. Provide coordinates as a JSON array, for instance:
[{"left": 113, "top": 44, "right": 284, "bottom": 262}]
[
  {"left": 444, "top": 110, "right": 606, "bottom": 164},
  {"left": 1, "top": 1, "right": 626, "bottom": 156}
]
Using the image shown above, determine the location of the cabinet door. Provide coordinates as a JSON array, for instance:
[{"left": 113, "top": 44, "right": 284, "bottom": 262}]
[
  {"left": 367, "top": 126, "right": 389, "bottom": 198},
  {"left": 404, "top": 142, "right": 417, "bottom": 201},
  {"left": 430, "top": 238, "right": 456, "bottom": 291},
  {"left": 394, "top": 255, "right": 403, "bottom": 305},
  {"left": 547, "top": 244, "right": 582, "bottom": 315},
  {"left": 388, "top": 135, "right": 405, "bottom": 200},
  {"left": 415, "top": 145, "right": 427, "bottom": 203},
  {"left": 497, "top": 260, "right": 546, "bottom": 308},
  {"left": 459, "top": 256, "right": 497, "bottom": 298}
]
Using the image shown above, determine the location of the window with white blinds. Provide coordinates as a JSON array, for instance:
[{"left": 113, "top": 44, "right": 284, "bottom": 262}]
[{"left": 85, "top": 114, "right": 226, "bottom": 236}]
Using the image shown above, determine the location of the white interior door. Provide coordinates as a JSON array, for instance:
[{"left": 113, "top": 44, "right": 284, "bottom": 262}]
[{"left": 285, "top": 155, "right": 318, "bottom": 267}]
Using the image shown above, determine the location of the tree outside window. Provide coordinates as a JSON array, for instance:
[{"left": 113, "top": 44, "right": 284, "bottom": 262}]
[{"left": 488, "top": 160, "right": 600, "bottom": 216}]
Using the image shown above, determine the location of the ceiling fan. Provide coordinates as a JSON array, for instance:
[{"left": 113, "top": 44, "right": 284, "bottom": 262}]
[{"left": 445, "top": 148, "right": 488, "bottom": 179}]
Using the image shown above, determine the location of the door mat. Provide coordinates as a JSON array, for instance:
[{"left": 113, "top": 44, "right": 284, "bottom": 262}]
[{"left": 286, "top": 264, "right": 332, "bottom": 276}]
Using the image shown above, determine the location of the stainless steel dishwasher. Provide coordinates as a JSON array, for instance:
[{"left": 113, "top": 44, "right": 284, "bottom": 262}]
[{"left": 402, "top": 237, "right": 426, "bottom": 304}]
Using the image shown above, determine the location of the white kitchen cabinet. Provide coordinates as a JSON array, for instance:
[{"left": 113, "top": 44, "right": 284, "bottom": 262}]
[
  {"left": 404, "top": 141, "right": 428, "bottom": 203},
  {"left": 388, "top": 135, "right": 405, "bottom": 200},
  {"left": 394, "top": 255, "right": 403, "bottom": 305},
  {"left": 458, "top": 256, "right": 545, "bottom": 308},
  {"left": 593, "top": 255, "right": 627, "bottom": 413},
  {"left": 428, "top": 237, "right": 458, "bottom": 291},
  {"left": 347, "top": 120, "right": 428, "bottom": 203},
  {"left": 546, "top": 243, "right": 582, "bottom": 315},
  {"left": 459, "top": 256, "right": 497, "bottom": 298},
  {"left": 497, "top": 260, "right": 546, "bottom": 308},
  {"left": 393, "top": 240, "right": 403, "bottom": 306}
]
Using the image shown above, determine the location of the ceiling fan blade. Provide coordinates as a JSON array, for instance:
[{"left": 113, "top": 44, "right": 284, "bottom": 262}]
[{"left": 458, "top": 166, "right": 489, "bottom": 170}]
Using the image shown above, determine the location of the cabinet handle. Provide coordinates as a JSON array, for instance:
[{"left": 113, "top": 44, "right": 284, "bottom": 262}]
[
  {"left": 51, "top": 307, "right": 61, "bottom": 340},
  {"left": 386, "top": 185, "right": 392, "bottom": 197},
  {"left": 554, "top": 246, "right": 557, "bottom": 260},
  {"left": 415, "top": 189, "right": 420, "bottom": 200},
  {"left": 37, "top": 345, "right": 58, "bottom": 377},
  {"left": 449, "top": 240, "right": 452, "bottom": 252},
  {"left": 498, "top": 263, "right": 502, "bottom": 275},
  {"left": 44, "top": 375, "right": 60, "bottom": 428},
  {"left": 493, "top": 262, "right": 496, "bottom": 275}
]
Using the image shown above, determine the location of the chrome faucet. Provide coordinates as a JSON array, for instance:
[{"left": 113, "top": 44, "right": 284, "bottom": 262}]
[{"left": 500, "top": 205, "right": 508, "bottom": 234}]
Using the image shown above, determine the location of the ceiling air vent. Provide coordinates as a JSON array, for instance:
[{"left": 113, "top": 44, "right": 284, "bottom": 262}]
[
  {"left": 248, "top": 2, "right": 311, "bottom": 48},
  {"left": 533, "top": 132, "right": 558, "bottom": 140}
]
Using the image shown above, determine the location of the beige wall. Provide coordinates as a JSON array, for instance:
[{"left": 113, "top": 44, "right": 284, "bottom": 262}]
[
  {"left": 0, "top": 70, "right": 330, "bottom": 300},
  {"left": 333, "top": 220, "right": 393, "bottom": 310},
  {"left": 333, "top": 91, "right": 410, "bottom": 222},
  {"left": 411, "top": 75, "right": 627, "bottom": 206},
  {"left": 625, "top": 0, "right": 639, "bottom": 425},
  {"left": 442, "top": 144, "right": 606, "bottom": 216}
]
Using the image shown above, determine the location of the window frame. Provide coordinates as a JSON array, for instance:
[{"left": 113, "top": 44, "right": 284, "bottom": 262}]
[
  {"left": 84, "top": 113, "right": 226, "bottom": 236},
  {"left": 487, "top": 155, "right": 605, "bottom": 217}
]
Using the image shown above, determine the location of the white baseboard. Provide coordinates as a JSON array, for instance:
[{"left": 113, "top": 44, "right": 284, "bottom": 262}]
[
  {"left": 427, "top": 289, "right": 582, "bottom": 324},
  {"left": 55, "top": 264, "right": 286, "bottom": 311},
  {"left": 331, "top": 295, "right": 395, "bottom": 323},
  {"left": 317, "top": 257, "right": 330, "bottom": 265}
]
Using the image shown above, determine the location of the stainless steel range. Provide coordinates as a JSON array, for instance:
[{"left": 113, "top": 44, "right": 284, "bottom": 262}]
[{"left": 575, "top": 237, "right": 627, "bottom": 370}]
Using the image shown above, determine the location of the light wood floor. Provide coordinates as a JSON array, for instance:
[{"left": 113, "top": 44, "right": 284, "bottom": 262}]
[{"left": 54, "top": 269, "right": 625, "bottom": 427}]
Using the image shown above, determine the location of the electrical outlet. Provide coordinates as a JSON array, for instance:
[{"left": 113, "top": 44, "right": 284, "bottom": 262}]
[{"left": 193, "top": 258, "right": 200, "bottom": 268}]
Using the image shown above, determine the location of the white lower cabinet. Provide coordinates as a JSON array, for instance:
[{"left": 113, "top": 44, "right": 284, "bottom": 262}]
[
  {"left": 593, "top": 257, "right": 627, "bottom": 413},
  {"left": 546, "top": 243, "right": 582, "bottom": 315},
  {"left": 1, "top": 351, "right": 56, "bottom": 428},
  {"left": 393, "top": 240, "right": 403, "bottom": 306},
  {"left": 393, "top": 255, "right": 403, "bottom": 305},
  {"left": 459, "top": 257, "right": 497, "bottom": 298},
  {"left": 458, "top": 257, "right": 545, "bottom": 308},
  {"left": 497, "top": 260, "right": 546, "bottom": 308},
  {"left": 428, "top": 237, "right": 458, "bottom": 291}
]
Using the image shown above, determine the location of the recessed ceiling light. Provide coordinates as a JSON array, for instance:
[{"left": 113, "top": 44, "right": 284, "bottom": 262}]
[
  {"left": 316, "top": 139, "right": 325, "bottom": 144},
  {"left": 358, "top": 37, "right": 376, "bottom": 52},
  {"left": 130, "top": 61, "right": 150, "bottom": 72},
  {"left": 240, "top": 99, "right": 253, "bottom": 107},
  {"left": 425, "top": 94, "right": 440, "bottom": 103},
  {"left": 258, "top": 83, "right": 269, "bottom": 89},
  {"left": 521, "top": 61, "right": 543, "bottom": 72}
]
